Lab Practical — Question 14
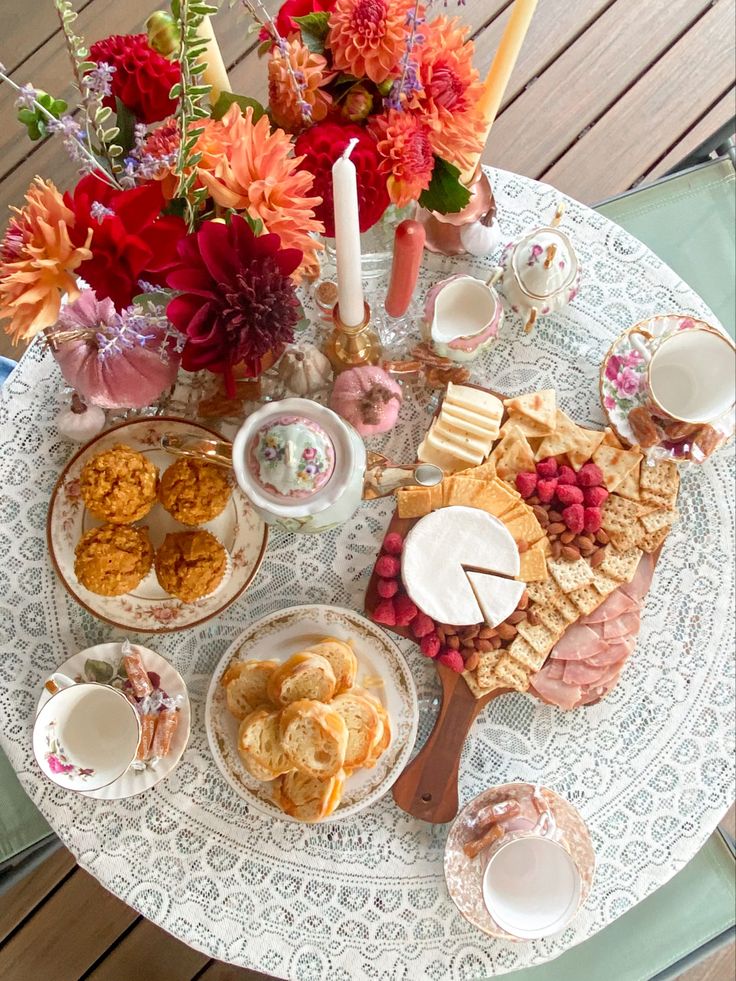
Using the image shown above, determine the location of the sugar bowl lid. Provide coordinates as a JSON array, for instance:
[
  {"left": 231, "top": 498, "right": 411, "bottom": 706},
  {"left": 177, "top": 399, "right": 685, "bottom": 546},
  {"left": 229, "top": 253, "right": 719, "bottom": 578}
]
[{"left": 511, "top": 228, "right": 578, "bottom": 299}]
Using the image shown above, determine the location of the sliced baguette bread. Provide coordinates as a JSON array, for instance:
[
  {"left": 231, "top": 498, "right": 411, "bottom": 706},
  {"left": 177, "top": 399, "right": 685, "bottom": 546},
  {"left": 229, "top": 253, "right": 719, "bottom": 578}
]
[
  {"left": 305, "top": 638, "right": 357, "bottom": 694},
  {"left": 330, "top": 691, "right": 381, "bottom": 770},
  {"left": 275, "top": 768, "right": 345, "bottom": 823},
  {"left": 267, "top": 652, "right": 337, "bottom": 707},
  {"left": 356, "top": 689, "right": 391, "bottom": 767},
  {"left": 237, "top": 708, "right": 294, "bottom": 781},
  {"left": 222, "top": 659, "right": 279, "bottom": 720},
  {"left": 279, "top": 699, "right": 348, "bottom": 778}
]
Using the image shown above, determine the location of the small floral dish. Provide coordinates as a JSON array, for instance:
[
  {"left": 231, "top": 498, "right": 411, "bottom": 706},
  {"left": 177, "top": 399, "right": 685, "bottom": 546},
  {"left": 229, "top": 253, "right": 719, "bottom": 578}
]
[
  {"left": 35, "top": 642, "right": 190, "bottom": 800},
  {"left": 47, "top": 417, "right": 268, "bottom": 632},
  {"left": 444, "top": 782, "right": 595, "bottom": 940},
  {"left": 600, "top": 314, "right": 735, "bottom": 463},
  {"left": 206, "top": 605, "right": 418, "bottom": 823}
]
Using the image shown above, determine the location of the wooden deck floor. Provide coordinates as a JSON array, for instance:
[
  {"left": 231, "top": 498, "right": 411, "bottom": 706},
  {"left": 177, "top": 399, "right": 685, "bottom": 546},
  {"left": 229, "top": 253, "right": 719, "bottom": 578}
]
[{"left": 0, "top": 2, "right": 734, "bottom": 978}]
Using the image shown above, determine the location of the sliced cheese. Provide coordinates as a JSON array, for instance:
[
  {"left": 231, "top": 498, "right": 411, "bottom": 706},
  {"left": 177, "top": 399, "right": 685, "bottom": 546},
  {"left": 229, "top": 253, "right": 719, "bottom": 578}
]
[
  {"left": 426, "top": 423, "right": 484, "bottom": 465},
  {"left": 439, "top": 409, "right": 498, "bottom": 448},
  {"left": 416, "top": 433, "right": 463, "bottom": 472},
  {"left": 401, "top": 506, "right": 520, "bottom": 625},
  {"left": 435, "top": 419, "right": 494, "bottom": 457},
  {"left": 441, "top": 404, "right": 499, "bottom": 436},
  {"left": 446, "top": 383, "right": 503, "bottom": 421},
  {"left": 466, "top": 571, "right": 526, "bottom": 629}
]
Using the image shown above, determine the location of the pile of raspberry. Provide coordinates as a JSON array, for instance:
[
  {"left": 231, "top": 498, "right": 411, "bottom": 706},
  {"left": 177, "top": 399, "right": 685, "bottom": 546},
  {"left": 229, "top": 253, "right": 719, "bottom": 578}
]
[{"left": 515, "top": 458, "right": 608, "bottom": 534}]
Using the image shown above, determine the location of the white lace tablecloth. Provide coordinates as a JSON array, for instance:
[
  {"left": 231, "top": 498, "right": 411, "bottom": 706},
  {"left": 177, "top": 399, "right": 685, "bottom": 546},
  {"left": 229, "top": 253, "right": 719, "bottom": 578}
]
[{"left": 0, "top": 169, "right": 734, "bottom": 980}]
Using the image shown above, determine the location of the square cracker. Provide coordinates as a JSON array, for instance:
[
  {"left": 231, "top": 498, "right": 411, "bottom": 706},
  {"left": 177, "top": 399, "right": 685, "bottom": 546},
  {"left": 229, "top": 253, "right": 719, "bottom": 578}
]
[
  {"left": 601, "top": 494, "right": 641, "bottom": 533},
  {"left": 640, "top": 460, "right": 679, "bottom": 499},
  {"left": 465, "top": 460, "right": 498, "bottom": 481},
  {"left": 396, "top": 486, "right": 432, "bottom": 518},
  {"left": 616, "top": 466, "right": 641, "bottom": 501},
  {"left": 534, "top": 603, "right": 570, "bottom": 636},
  {"left": 569, "top": 584, "right": 604, "bottom": 615},
  {"left": 599, "top": 545, "right": 643, "bottom": 583},
  {"left": 503, "top": 389, "right": 556, "bottom": 430},
  {"left": 463, "top": 669, "right": 486, "bottom": 699},
  {"left": 535, "top": 411, "right": 604, "bottom": 469},
  {"left": 492, "top": 653, "right": 531, "bottom": 692},
  {"left": 549, "top": 590, "right": 580, "bottom": 621},
  {"left": 503, "top": 509, "right": 545, "bottom": 545},
  {"left": 508, "top": 635, "right": 546, "bottom": 671},
  {"left": 516, "top": 619, "right": 559, "bottom": 655},
  {"left": 443, "top": 475, "right": 501, "bottom": 511},
  {"left": 547, "top": 556, "right": 595, "bottom": 593},
  {"left": 591, "top": 567, "right": 620, "bottom": 596},
  {"left": 449, "top": 476, "right": 518, "bottom": 517},
  {"left": 527, "top": 578, "right": 562, "bottom": 605},
  {"left": 639, "top": 525, "right": 671, "bottom": 553},
  {"left": 593, "top": 444, "right": 643, "bottom": 492},
  {"left": 476, "top": 650, "right": 502, "bottom": 689},
  {"left": 640, "top": 508, "right": 678, "bottom": 534},
  {"left": 518, "top": 542, "right": 550, "bottom": 582}
]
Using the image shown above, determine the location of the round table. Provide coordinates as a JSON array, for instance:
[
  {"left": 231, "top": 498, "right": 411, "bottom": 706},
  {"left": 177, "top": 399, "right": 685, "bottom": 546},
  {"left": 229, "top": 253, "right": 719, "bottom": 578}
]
[{"left": 0, "top": 169, "right": 734, "bottom": 980}]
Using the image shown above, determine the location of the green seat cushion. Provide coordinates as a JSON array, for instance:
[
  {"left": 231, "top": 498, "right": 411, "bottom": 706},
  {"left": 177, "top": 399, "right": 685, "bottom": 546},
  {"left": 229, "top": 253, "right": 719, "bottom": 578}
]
[{"left": 0, "top": 747, "right": 52, "bottom": 866}]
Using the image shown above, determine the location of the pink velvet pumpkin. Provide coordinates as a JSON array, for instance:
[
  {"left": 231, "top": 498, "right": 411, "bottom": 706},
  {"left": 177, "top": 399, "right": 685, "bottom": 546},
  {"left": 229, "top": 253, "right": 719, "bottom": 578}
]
[
  {"left": 49, "top": 291, "right": 181, "bottom": 409},
  {"left": 329, "top": 365, "right": 402, "bottom": 436}
]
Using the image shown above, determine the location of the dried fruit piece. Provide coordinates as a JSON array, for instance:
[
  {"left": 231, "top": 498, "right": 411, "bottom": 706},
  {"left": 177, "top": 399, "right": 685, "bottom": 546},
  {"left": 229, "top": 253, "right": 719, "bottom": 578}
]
[
  {"left": 373, "top": 599, "right": 397, "bottom": 625},
  {"left": 583, "top": 485, "right": 609, "bottom": 508},
  {"left": 556, "top": 464, "right": 577, "bottom": 485},
  {"left": 394, "top": 594, "right": 418, "bottom": 626},
  {"left": 377, "top": 578, "right": 399, "bottom": 599},
  {"left": 420, "top": 633, "right": 441, "bottom": 658},
  {"left": 411, "top": 612, "right": 435, "bottom": 638},
  {"left": 577, "top": 462, "right": 604, "bottom": 487},
  {"left": 537, "top": 478, "right": 558, "bottom": 503},
  {"left": 556, "top": 484, "right": 584, "bottom": 506},
  {"left": 583, "top": 506, "right": 602, "bottom": 534},
  {"left": 438, "top": 649, "right": 465, "bottom": 673},
  {"left": 536, "top": 457, "right": 559, "bottom": 479},
  {"left": 515, "top": 471, "right": 538, "bottom": 498},
  {"left": 562, "top": 503, "right": 585, "bottom": 534},
  {"left": 382, "top": 532, "right": 404, "bottom": 555},
  {"left": 375, "top": 554, "right": 401, "bottom": 578}
]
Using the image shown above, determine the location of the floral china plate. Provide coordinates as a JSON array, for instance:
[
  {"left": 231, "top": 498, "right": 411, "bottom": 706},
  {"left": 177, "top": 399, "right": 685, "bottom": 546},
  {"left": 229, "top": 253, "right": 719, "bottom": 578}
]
[
  {"left": 205, "top": 604, "right": 419, "bottom": 823},
  {"left": 35, "top": 642, "right": 191, "bottom": 800},
  {"left": 47, "top": 417, "right": 268, "bottom": 632},
  {"left": 599, "top": 314, "right": 734, "bottom": 461},
  {"left": 444, "top": 782, "right": 595, "bottom": 940}
]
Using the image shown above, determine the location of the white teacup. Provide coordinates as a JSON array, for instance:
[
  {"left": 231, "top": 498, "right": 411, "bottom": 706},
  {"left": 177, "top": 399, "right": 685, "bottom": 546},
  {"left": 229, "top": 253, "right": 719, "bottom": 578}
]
[
  {"left": 33, "top": 673, "right": 141, "bottom": 792},
  {"left": 631, "top": 325, "right": 735, "bottom": 425},
  {"left": 481, "top": 808, "right": 582, "bottom": 939}
]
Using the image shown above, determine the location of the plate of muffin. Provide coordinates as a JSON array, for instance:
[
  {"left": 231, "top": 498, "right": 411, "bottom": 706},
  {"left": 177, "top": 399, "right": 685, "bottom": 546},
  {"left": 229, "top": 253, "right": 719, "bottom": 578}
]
[
  {"left": 205, "top": 605, "right": 419, "bottom": 823},
  {"left": 47, "top": 417, "right": 268, "bottom": 632}
]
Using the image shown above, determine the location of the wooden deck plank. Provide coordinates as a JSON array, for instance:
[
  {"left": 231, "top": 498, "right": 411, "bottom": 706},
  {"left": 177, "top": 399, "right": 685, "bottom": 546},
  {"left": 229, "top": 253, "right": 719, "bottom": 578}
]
[
  {"left": 0, "top": 867, "right": 138, "bottom": 981},
  {"left": 542, "top": 2, "right": 736, "bottom": 201},
  {"left": 0, "top": 0, "right": 92, "bottom": 75},
  {"left": 0, "top": 846, "right": 75, "bottom": 945},
  {"left": 86, "top": 917, "right": 209, "bottom": 981},
  {"left": 485, "top": 0, "right": 713, "bottom": 181},
  {"left": 641, "top": 86, "right": 736, "bottom": 184}
]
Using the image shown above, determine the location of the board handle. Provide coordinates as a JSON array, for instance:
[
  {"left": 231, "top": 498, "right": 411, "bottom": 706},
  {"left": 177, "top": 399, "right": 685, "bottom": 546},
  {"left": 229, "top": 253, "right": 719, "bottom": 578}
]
[{"left": 392, "top": 667, "right": 486, "bottom": 824}]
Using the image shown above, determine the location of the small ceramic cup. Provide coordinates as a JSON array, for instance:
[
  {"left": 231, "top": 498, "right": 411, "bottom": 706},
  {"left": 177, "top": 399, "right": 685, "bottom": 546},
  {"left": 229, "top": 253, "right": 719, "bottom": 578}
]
[
  {"left": 480, "top": 808, "right": 582, "bottom": 940},
  {"left": 33, "top": 673, "right": 141, "bottom": 792},
  {"left": 630, "top": 325, "right": 735, "bottom": 425}
]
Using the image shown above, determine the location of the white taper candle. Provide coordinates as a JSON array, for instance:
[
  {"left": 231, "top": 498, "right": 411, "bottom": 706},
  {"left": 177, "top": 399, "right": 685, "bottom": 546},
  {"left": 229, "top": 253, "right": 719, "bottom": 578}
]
[{"left": 332, "top": 138, "right": 365, "bottom": 328}]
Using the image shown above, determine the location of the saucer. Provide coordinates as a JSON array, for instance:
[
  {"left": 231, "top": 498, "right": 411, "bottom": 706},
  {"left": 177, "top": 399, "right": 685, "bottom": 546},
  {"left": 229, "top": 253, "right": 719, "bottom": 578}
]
[
  {"left": 444, "top": 782, "right": 595, "bottom": 940},
  {"left": 36, "top": 643, "right": 190, "bottom": 800},
  {"left": 599, "top": 314, "right": 734, "bottom": 463}
]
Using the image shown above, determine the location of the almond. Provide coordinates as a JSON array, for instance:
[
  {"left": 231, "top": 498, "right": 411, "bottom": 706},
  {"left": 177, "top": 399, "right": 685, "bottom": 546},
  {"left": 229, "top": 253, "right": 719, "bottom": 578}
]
[
  {"left": 560, "top": 530, "right": 575, "bottom": 544},
  {"left": 528, "top": 495, "right": 540, "bottom": 506},
  {"left": 491, "top": 635, "right": 503, "bottom": 649},
  {"left": 447, "top": 635, "right": 460, "bottom": 650},
  {"left": 436, "top": 627, "right": 446, "bottom": 644},
  {"left": 463, "top": 625, "right": 481, "bottom": 639},
  {"left": 479, "top": 625, "right": 497, "bottom": 639},
  {"left": 578, "top": 540, "right": 596, "bottom": 556},
  {"left": 497, "top": 622, "right": 518, "bottom": 641},
  {"left": 518, "top": 591, "right": 529, "bottom": 610},
  {"left": 465, "top": 651, "right": 480, "bottom": 671},
  {"left": 507, "top": 610, "right": 527, "bottom": 624},
  {"left": 548, "top": 509, "right": 563, "bottom": 522},
  {"left": 596, "top": 529, "right": 610, "bottom": 545},
  {"left": 444, "top": 625, "right": 457, "bottom": 636},
  {"left": 461, "top": 637, "right": 476, "bottom": 649},
  {"left": 551, "top": 539, "right": 563, "bottom": 559},
  {"left": 526, "top": 610, "right": 540, "bottom": 626},
  {"left": 548, "top": 522, "right": 566, "bottom": 535},
  {"left": 562, "top": 544, "right": 581, "bottom": 561},
  {"left": 591, "top": 546, "right": 607, "bottom": 567},
  {"left": 532, "top": 505, "right": 549, "bottom": 525},
  {"left": 476, "top": 639, "right": 493, "bottom": 653}
]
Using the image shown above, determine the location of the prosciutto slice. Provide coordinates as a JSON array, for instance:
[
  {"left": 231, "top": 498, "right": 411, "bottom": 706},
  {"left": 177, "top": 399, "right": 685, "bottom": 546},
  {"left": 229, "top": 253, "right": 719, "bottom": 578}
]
[{"left": 530, "top": 553, "right": 655, "bottom": 710}]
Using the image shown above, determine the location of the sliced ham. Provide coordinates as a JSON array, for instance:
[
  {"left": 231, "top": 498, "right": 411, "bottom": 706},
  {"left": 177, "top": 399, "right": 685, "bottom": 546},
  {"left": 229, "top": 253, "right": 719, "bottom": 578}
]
[
  {"left": 602, "top": 612, "right": 641, "bottom": 640},
  {"left": 586, "top": 637, "right": 635, "bottom": 666},
  {"left": 563, "top": 658, "right": 616, "bottom": 686},
  {"left": 530, "top": 670, "right": 582, "bottom": 710},
  {"left": 546, "top": 659, "right": 565, "bottom": 680},
  {"left": 585, "top": 590, "right": 638, "bottom": 623},
  {"left": 549, "top": 624, "right": 605, "bottom": 660},
  {"left": 621, "top": 551, "right": 656, "bottom": 601}
]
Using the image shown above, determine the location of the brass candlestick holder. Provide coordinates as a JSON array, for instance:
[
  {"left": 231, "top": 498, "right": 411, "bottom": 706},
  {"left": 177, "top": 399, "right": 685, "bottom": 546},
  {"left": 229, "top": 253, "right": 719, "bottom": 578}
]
[
  {"left": 325, "top": 301, "right": 382, "bottom": 373},
  {"left": 417, "top": 166, "right": 498, "bottom": 257}
]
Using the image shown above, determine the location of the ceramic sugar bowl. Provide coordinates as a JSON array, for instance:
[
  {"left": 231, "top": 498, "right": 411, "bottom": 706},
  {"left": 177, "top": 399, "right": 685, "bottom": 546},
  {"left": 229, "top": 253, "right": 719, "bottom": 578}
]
[{"left": 496, "top": 205, "right": 581, "bottom": 332}]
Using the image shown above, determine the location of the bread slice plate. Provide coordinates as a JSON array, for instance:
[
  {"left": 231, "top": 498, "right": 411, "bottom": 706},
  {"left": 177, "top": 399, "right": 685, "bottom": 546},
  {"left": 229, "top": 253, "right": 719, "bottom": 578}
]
[{"left": 205, "top": 605, "right": 418, "bottom": 823}]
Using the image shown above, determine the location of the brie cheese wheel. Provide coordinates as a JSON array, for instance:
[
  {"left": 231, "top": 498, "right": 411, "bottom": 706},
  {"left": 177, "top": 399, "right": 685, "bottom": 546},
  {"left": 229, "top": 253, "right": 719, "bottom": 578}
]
[
  {"left": 466, "top": 571, "right": 526, "bottom": 629},
  {"left": 402, "top": 506, "right": 520, "bottom": 624}
]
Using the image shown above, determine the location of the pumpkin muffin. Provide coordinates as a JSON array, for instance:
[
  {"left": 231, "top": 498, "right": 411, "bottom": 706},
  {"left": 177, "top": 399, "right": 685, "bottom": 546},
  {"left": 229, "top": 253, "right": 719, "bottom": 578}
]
[
  {"left": 80, "top": 444, "right": 158, "bottom": 524},
  {"left": 74, "top": 524, "right": 154, "bottom": 596},
  {"left": 154, "top": 530, "right": 228, "bottom": 602},
  {"left": 159, "top": 458, "right": 231, "bottom": 526}
]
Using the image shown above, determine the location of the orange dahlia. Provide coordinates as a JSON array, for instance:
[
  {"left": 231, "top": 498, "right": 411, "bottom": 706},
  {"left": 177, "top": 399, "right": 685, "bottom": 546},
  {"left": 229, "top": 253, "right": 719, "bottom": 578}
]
[
  {"left": 0, "top": 178, "right": 93, "bottom": 342},
  {"left": 371, "top": 110, "right": 434, "bottom": 207},
  {"left": 194, "top": 105, "right": 324, "bottom": 280},
  {"left": 410, "top": 15, "right": 485, "bottom": 173},
  {"left": 328, "top": 0, "right": 414, "bottom": 85},
  {"left": 269, "top": 37, "right": 332, "bottom": 134}
]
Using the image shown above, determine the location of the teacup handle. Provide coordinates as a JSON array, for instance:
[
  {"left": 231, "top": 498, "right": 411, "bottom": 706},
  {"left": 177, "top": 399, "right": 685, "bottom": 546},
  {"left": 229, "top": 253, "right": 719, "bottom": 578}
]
[
  {"left": 44, "top": 672, "right": 76, "bottom": 695},
  {"left": 485, "top": 266, "right": 503, "bottom": 287},
  {"left": 160, "top": 432, "right": 234, "bottom": 469},
  {"left": 630, "top": 327, "right": 654, "bottom": 362}
]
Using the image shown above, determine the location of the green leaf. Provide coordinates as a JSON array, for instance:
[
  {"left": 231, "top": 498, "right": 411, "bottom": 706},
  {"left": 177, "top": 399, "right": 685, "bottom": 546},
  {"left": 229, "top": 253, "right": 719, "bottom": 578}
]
[
  {"left": 241, "top": 212, "right": 265, "bottom": 236},
  {"left": 294, "top": 11, "right": 330, "bottom": 54},
  {"left": 132, "top": 289, "right": 172, "bottom": 308},
  {"left": 211, "top": 91, "right": 266, "bottom": 122},
  {"left": 169, "top": 83, "right": 182, "bottom": 100},
  {"left": 84, "top": 658, "right": 114, "bottom": 684},
  {"left": 418, "top": 157, "right": 472, "bottom": 215},
  {"left": 114, "top": 97, "right": 136, "bottom": 154},
  {"left": 257, "top": 39, "right": 272, "bottom": 57}
]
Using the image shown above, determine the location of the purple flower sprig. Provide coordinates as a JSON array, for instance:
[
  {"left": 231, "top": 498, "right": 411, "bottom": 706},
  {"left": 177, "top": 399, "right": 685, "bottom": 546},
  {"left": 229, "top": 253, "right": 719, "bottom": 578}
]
[{"left": 385, "top": 0, "right": 425, "bottom": 112}]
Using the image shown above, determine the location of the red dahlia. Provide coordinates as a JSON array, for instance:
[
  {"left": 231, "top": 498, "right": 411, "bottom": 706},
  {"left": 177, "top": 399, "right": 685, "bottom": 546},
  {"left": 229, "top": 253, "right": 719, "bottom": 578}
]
[
  {"left": 294, "top": 122, "right": 390, "bottom": 237},
  {"left": 166, "top": 217, "right": 303, "bottom": 394},
  {"left": 263, "top": 0, "right": 335, "bottom": 40},
  {"left": 65, "top": 176, "right": 186, "bottom": 309},
  {"left": 90, "top": 33, "right": 179, "bottom": 124}
]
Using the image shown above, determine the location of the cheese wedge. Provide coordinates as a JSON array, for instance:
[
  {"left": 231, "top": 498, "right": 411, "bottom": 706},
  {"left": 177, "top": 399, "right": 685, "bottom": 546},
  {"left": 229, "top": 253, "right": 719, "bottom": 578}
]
[
  {"left": 446, "top": 383, "right": 503, "bottom": 421},
  {"left": 435, "top": 419, "right": 494, "bottom": 457},
  {"left": 466, "top": 571, "right": 526, "bottom": 629},
  {"left": 425, "top": 423, "right": 484, "bottom": 465}
]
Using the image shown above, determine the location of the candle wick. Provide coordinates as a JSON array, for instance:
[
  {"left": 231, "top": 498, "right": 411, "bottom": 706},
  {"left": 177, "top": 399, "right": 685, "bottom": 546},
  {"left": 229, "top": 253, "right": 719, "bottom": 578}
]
[{"left": 342, "top": 137, "right": 359, "bottom": 162}]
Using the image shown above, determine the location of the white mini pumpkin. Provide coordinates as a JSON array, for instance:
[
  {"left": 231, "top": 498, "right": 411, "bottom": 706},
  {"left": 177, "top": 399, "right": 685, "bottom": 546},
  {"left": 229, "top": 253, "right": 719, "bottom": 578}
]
[{"left": 277, "top": 344, "right": 333, "bottom": 396}]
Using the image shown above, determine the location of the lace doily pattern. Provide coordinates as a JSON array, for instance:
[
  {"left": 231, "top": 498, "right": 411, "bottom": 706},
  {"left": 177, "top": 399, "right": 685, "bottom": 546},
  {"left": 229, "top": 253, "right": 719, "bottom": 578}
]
[{"left": 0, "top": 169, "right": 734, "bottom": 980}]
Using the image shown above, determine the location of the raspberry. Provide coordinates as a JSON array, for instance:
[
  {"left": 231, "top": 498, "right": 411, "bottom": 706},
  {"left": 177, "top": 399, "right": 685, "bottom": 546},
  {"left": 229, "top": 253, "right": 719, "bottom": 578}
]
[
  {"left": 382, "top": 532, "right": 404, "bottom": 556},
  {"left": 536, "top": 457, "right": 559, "bottom": 479},
  {"left": 377, "top": 578, "right": 399, "bottom": 599},
  {"left": 556, "top": 484, "right": 584, "bottom": 506},
  {"left": 394, "top": 594, "right": 418, "bottom": 626},
  {"left": 584, "top": 506, "right": 602, "bottom": 534},
  {"left": 411, "top": 612, "right": 435, "bottom": 639},
  {"left": 420, "top": 633, "right": 441, "bottom": 658},
  {"left": 375, "top": 554, "right": 400, "bottom": 579},
  {"left": 583, "top": 485, "right": 609, "bottom": 508},
  {"left": 537, "top": 478, "right": 558, "bottom": 503},
  {"left": 373, "top": 599, "right": 396, "bottom": 626},
  {"left": 557, "top": 465, "right": 577, "bottom": 485},
  {"left": 562, "top": 503, "right": 585, "bottom": 534},
  {"left": 577, "top": 462, "right": 604, "bottom": 487},
  {"left": 515, "top": 471, "right": 537, "bottom": 498},
  {"left": 438, "top": 649, "right": 465, "bottom": 673}
]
